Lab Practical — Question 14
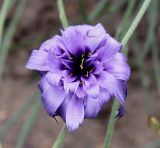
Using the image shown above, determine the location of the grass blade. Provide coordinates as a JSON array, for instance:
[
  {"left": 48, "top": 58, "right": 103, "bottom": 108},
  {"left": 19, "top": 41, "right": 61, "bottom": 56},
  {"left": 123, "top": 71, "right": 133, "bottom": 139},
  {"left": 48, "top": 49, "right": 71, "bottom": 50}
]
[
  {"left": 88, "top": 0, "right": 109, "bottom": 23},
  {"left": 0, "top": 0, "right": 17, "bottom": 47},
  {"left": 0, "top": 0, "right": 27, "bottom": 83},
  {"left": 104, "top": 0, "right": 151, "bottom": 147},
  {"left": 57, "top": 0, "right": 68, "bottom": 28},
  {"left": 52, "top": 125, "right": 69, "bottom": 148},
  {"left": 16, "top": 96, "right": 41, "bottom": 148}
]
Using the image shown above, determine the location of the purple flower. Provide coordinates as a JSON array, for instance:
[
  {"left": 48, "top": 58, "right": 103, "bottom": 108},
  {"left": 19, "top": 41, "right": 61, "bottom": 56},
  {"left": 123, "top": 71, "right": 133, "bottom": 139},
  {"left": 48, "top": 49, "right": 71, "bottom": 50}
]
[{"left": 26, "top": 23, "right": 130, "bottom": 132}]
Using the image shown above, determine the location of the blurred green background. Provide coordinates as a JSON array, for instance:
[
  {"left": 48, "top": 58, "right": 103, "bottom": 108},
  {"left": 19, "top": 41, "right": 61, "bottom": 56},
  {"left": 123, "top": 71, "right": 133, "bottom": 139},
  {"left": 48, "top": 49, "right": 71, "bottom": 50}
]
[{"left": 0, "top": 0, "right": 160, "bottom": 147}]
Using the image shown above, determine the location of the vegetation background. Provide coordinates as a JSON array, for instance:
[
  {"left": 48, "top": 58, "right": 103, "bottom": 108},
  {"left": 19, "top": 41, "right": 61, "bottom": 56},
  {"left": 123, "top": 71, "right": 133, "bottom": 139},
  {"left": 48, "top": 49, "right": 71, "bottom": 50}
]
[{"left": 0, "top": 0, "right": 160, "bottom": 147}]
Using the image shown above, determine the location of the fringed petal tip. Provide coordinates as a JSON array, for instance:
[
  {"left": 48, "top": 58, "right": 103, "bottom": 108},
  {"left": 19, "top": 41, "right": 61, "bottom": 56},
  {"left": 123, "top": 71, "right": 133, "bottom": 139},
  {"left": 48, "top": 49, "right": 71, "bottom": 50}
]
[
  {"left": 66, "top": 95, "right": 84, "bottom": 132},
  {"left": 115, "top": 105, "right": 125, "bottom": 119}
]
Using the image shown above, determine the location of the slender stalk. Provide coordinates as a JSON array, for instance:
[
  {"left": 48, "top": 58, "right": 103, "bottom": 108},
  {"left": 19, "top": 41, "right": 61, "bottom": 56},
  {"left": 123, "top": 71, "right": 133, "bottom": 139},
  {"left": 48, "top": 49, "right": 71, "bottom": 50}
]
[
  {"left": 104, "top": 0, "right": 136, "bottom": 146},
  {"left": 152, "top": 42, "right": 160, "bottom": 94},
  {"left": 0, "top": 0, "right": 19, "bottom": 45},
  {"left": 0, "top": 0, "right": 27, "bottom": 83},
  {"left": 104, "top": 0, "right": 151, "bottom": 147},
  {"left": 104, "top": 100, "right": 119, "bottom": 148},
  {"left": 0, "top": 0, "right": 10, "bottom": 47},
  {"left": 149, "top": 0, "right": 160, "bottom": 94},
  {"left": 141, "top": 0, "right": 158, "bottom": 60},
  {"left": 121, "top": 0, "right": 151, "bottom": 49},
  {"left": 78, "top": 0, "right": 88, "bottom": 23},
  {"left": 16, "top": 98, "right": 41, "bottom": 148},
  {"left": 116, "top": 0, "right": 136, "bottom": 40},
  {"left": 52, "top": 125, "right": 69, "bottom": 148},
  {"left": 57, "top": 0, "right": 68, "bottom": 28},
  {"left": 88, "top": 0, "right": 109, "bottom": 23},
  {"left": 132, "top": 36, "right": 153, "bottom": 115}
]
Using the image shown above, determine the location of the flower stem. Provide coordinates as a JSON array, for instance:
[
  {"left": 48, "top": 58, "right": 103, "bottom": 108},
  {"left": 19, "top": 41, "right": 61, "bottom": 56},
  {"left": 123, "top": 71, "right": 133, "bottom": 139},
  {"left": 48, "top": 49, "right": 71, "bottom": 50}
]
[
  {"left": 88, "top": 0, "right": 109, "bottom": 23},
  {"left": 104, "top": 0, "right": 151, "bottom": 147},
  {"left": 0, "top": 0, "right": 17, "bottom": 47},
  {"left": 121, "top": 0, "right": 151, "bottom": 49},
  {"left": 0, "top": 0, "right": 26, "bottom": 83},
  {"left": 52, "top": 125, "right": 69, "bottom": 148},
  {"left": 57, "top": 0, "right": 68, "bottom": 29},
  {"left": 104, "top": 100, "right": 119, "bottom": 148},
  {"left": 0, "top": 0, "right": 10, "bottom": 48}
]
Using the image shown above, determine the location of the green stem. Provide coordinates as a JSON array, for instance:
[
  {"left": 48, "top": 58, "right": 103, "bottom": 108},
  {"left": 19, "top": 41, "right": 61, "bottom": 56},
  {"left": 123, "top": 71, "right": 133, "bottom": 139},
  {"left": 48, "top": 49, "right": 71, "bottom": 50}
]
[
  {"left": 78, "top": 0, "right": 88, "bottom": 23},
  {"left": 0, "top": 0, "right": 26, "bottom": 83},
  {"left": 104, "top": 0, "right": 151, "bottom": 147},
  {"left": 116, "top": 0, "right": 136, "bottom": 40},
  {"left": 0, "top": 0, "right": 10, "bottom": 47},
  {"left": 88, "top": 0, "right": 109, "bottom": 23},
  {"left": 104, "top": 100, "right": 119, "bottom": 148},
  {"left": 52, "top": 125, "right": 69, "bottom": 148},
  {"left": 16, "top": 98, "right": 41, "bottom": 148},
  {"left": 149, "top": 0, "right": 160, "bottom": 94},
  {"left": 0, "top": 0, "right": 17, "bottom": 46},
  {"left": 132, "top": 35, "right": 153, "bottom": 115},
  {"left": 57, "top": 0, "right": 68, "bottom": 28},
  {"left": 121, "top": 0, "right": 151, "bottom": 49}
]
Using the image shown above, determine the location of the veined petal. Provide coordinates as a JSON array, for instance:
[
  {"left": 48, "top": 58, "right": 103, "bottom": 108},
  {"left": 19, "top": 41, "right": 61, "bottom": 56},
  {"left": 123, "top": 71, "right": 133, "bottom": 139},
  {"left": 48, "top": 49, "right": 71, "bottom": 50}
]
[
  {"left": 45, "top": 71, "right": 62, "bottom": 86},
  {"left": 104, "top": 53, "right": 131, "bottom": 80},
  {"left": 62, "top": 70, "right": 77, "bottom": 82},
  {"left": 61, "top": 59, "right": 74, "bottom": 70},
  {"left": 86, "top": 24, "right": 107, "bottom": 52},
  {"left": 99, "top": 88, "right": 111, "bottom": 106},
  {"left": 88, "top": 23, "right": 107, "bottom": 37},
  {"left": 39, "top": 36, "right": 57, "bottom": 52},
  {"left": 63, "top": 81, "right": 79, "bottom": 94},
  {"left": 98, "top": 71, "right": 124, "bottom": 105},
  {"left": 66, "top": 95, "right": 84, "bottom": 132},
  {"left": 101, "top": 35, "right": 122, "bottom": 62},
  {"left": 61, "top": 29, "right": 85, "bottom": 57},
  {"left": 76, "top": 85, "right": 87, "bottom": 98},
  {"left": 25, "top": 50, "right": 50, "bottom": 71},
  {"left": 39, "top": 78, "right": 66, "bottom": 116},
  {"left": 84, "top": 98, "right": 101, "bottom": 118},
  {"left": 38, "top": 76, "right": 50, "bottom": 93},
  {"left": 81, "top": 74, "right": 97, "bottom": 87},
  {"left": 85, "top": 84, "right": 100, "bottom": 98},
  {"left": 57, "top": 93, "right": 72, "bottom": 121},
  {"left": 93, "top": 61, "right": 104, "bottom": 74}
]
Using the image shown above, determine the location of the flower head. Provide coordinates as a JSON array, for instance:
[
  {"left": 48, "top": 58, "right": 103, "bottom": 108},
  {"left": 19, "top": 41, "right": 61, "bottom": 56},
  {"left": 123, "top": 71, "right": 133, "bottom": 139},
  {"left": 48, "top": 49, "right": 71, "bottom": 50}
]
[{"left": 26, "top": 23, "right": 130, "bottom": 132}]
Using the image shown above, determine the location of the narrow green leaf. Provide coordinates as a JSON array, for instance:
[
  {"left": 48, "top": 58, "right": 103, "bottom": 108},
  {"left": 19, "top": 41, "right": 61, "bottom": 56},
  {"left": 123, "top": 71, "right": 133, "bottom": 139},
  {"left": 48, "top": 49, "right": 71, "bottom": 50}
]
[
  {"left": 0, "top": 0, "right": 18, "bottom": 47},
  {"left": 104, "top": 0, "right": 151, "bottom": 147},
  {"left": 16, "top": 96, "right": 41, "bottom": 148},
  {"left": 88, "top": 0, "right": 109, "bottom": 23},
  {"left": 57, "top": 0, "right": 68, "bottom": 28},
  {"left": 121, "top": 0, "right": 151, "bottom": 49},
  {"left": 0, "top": 0, "right": 27, "bottom": 83},
  {"left": 52, "top": 125, "right": 69, "bottom": 148}
]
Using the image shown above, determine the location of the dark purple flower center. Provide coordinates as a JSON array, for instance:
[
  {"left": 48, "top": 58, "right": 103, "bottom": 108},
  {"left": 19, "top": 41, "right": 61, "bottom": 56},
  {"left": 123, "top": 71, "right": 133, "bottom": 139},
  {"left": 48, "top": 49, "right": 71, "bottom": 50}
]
[{"left": 64, "top": 51, "right": 94, "bottom": 80}]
